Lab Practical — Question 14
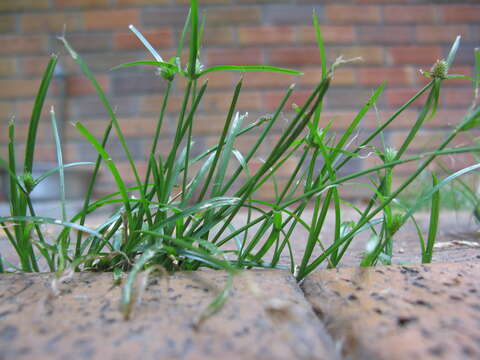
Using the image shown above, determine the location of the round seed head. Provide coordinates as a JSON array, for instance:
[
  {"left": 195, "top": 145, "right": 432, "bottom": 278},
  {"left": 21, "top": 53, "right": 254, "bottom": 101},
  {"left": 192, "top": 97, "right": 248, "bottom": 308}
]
[
  {"left": 384, "top": 147, "right": 398, "bottom": 163},
  {"left": 430, "top": 59, "right": 448, "bottom": 79},
  {"left": 22, "top": 172, "right": 35, "bottom": 193}
]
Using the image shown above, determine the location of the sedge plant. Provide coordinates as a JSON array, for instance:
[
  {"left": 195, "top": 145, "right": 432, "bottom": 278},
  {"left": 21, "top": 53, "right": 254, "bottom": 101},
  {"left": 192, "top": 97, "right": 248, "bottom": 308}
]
[{"left": 1, "top": 0, "right": 480, "bottom": 318}]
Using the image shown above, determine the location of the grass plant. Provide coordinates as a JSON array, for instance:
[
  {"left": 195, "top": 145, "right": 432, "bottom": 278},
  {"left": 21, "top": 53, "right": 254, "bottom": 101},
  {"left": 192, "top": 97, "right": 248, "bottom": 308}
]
[{"left": 1, "top": 0, "right": 480, "bottom": 317}]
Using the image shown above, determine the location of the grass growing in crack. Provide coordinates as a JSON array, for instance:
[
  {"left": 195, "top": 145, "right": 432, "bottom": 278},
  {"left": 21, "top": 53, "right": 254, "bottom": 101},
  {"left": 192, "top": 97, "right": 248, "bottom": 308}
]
[{"left": 1, "top": 0, "right": 480, "bottom": 318}]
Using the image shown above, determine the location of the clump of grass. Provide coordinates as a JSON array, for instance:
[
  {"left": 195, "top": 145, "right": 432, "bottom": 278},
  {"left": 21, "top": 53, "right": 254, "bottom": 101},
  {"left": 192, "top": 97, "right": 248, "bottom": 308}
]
[{"left": 1, "top": 0, "right": 480, "bottom": 317}]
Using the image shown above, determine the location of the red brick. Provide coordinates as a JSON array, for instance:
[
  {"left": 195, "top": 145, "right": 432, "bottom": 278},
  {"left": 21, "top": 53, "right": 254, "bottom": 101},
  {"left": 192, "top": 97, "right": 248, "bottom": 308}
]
[
  {"left": 66, "top": 75, "right": 109, "bottom": 96},
  {"left": 64, "top": 118, "right": 110, "bottom": 139},
  {"left": 58, "top": 32, "right": 112, "bottom": 53},
  {"left": 173, "top": 0, "right": 230, "bottom": 4},
  {"left": 264, "top": 89, "right": 311, "bottom": 112},
  {"left": 436, "top": 109, "right": 476, "bottom": 126},
  {"left": 116, "top": 117, "right": 162, "bottom": 137},
  {"left": 21, "top": 13, "right": 84, "bottom": 33},
  {"left": 141, "top": 93, "right": 186, "bottom": 115},
  {"left": 0, "top": 120, "right": 41, "bottom": 143},
  {"left": 296, "top": 25, "right": 356, "bottom": 44},
  {"left": 118, "top": 0, "right": 170, "bottom": 5},
  {"left": 241, "top": 70, "right": 296, "bottom": 89},
  {"left": 114, "top": 28, "right": 173, "bottom": 50},
  {"left": 143, "top": 138, "right": 173, "bottom": 159},
  {"left": 237, "top": 0, "right": 291, "bottom": 3},
  {"left": 389, "top": 46, "right": 442, "bottom": 65},
  {"left": 298, "top": 67, "right": 356, "bottom": 86},
  {"left": 384, "top": 5, "right": 437, "bottom": 24},
  {"left": 55, "top": 0, "right": 109, "bottom": 7},
  {"left": 0, "top": 35, "right": 47, "bottom": 54},
  {"left": 204, "top": 6, "right": 261, "bottom": 26},
  {"left": 326, "top": 88, "right": 377, "bottom": 108},
  {"left": 0, "top": 101, "right": 14, "bottom": 118},
  {"left": 177, "top": 71, "right": 234, "bottom": 90},
  {"left": 441, "top": 5, "right": 480, "bottom": 23},
  {"left": 269, "top": 46, "right": 319, "bottom": 66},
  {"left": 0, "top": 78, "right": 50, "bottom": 99},
  {"left": 238, "top": 26, "right": 295, "bottom": 45},
  {"left": 326, "top": 5, "right": 381, "bottom": 24},
  {"left": 359, "top": 67, "right": 415, "bottom": 86},
  {"left": 203, "top": 90, "right": 264, "bottom": 113},
  {"left": 20, "top": 56, "right": 55, "bottom": 76},
  {"left": 358, "top": 26, "right": 413, "bottom": 44},
  {"left": 192, "top": 114, "right": 237, "bottom": 134},
  {"left": 389, "top": 129, "right": 448, "bottom": 152},
  {"left": 329, "top": 46, "right": 384, "bottom": 65},
  {"left": 385, "top": 88, "right": 429, "bottom": 107},
  {"left": 0, "top": 15, "right": 16, "bottom": 33},
  {"left": 352, "top": 0, "right": 409, "bottom": 3},
  {"left": 206, "top": 48, "right": 263, "bottom": 66},
  {"left": 0, "top": 58, "right": 16, "bottom": 77},
  {"left": 443, "top": 88, "right": 474, "bottom": 107},
  {"left": 0, "top": 0, "right": 49, "bottom": 11},
  {"left": 319, "top": 110, "right": 379, "bottom": 130},
  {"left": 445, "top": 66, "right": 474, "bottom": 86},
  {"left": 203, "top": 27, "right": 235, "bottom": 46},
  {"left": 85, "top": 9, "right": 139, "bottom": 30},
  {"left": 142, "top": 8, "right": 190, "bottom": 27},
  {"left": 416, "top": 25, "right": 470, "bottom": 43}
]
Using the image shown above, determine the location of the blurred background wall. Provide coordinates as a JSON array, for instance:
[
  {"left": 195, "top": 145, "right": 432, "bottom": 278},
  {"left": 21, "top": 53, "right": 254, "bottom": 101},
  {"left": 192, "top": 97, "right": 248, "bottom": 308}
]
[{"left": 0, "top": 0, "right": 479, "bottom": 203}]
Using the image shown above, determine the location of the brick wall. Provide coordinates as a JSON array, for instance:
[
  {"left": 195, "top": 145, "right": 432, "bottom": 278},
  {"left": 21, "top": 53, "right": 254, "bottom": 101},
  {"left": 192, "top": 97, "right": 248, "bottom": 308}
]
[{"left": 0, "top": 0, "right": 479, "bottom": 201}]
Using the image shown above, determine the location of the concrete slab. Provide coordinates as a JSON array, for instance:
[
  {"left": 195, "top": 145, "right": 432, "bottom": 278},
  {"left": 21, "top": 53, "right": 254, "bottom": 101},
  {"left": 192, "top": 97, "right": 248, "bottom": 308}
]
[
  {"left": 302, "top": 262, "right": 480, "bottom": 359},
  {"left": 0, "top": 270, "right": 338, "bottom": 360}
]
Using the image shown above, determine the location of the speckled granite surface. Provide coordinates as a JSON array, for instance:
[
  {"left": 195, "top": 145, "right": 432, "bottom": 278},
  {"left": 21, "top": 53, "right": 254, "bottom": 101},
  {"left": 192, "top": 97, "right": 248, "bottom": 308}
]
[
  {"left": 0, "top": 270, "right": 338, "bottom": 360},
  {"left": 302, "top": 262, "right": 480, "bottom": 359}
]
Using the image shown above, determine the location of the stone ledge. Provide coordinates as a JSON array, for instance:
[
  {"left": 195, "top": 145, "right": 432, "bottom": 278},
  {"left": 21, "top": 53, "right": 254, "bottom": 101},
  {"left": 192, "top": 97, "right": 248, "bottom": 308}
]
[
  {"left": 302, "top": 262, "right": 480, "bottom": 359},
  {"left": 0, "top": 269, "right": 338, "bottom": 360}
]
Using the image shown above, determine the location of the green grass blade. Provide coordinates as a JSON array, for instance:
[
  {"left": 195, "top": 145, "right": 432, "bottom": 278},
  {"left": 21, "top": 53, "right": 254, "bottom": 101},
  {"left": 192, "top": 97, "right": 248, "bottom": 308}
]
[
  {"left": 177, "top": 8, "right": 191, "bottom": 62},
  {"left": 423, "top": 172, "right": 440, "bottom": 263},
  {"left": 34, "top": 162, "right": 95, "bottom": 186},
  {"left": 150, "top": 197, "right": 240, "bottom": 233},
  {"left": 24, "top": 55, "right": 58, "bottom": 173},
  {"left": 110, "top": 60, "right": 176, "bottom": 72},
  {"left": 211, "top": 112, "right": 245, "bottom": 197},
  {"left": 446, "top": 35, "right": 461, "bottom": 68},
  {"left": 197, "top": 65, "right": 303, "bottom": 77},
  {"left": 332, "top": 82, "right": 386, "bottom": 161},
  {"left": 59, "top": 36, "right": 144, "bottom": 198},
  {"left": 0, "top": 216, "right": 102, "bottom": 239},
  {"left": 74, "top": 122, "right": 131, "bottom": 213},
  {"left": 189, "top": 0, "right": 199, "bottom": 79},
  {"left": 312, "top": 10, "right": 326, "bottom": 80},
  {"left": 128, "top": 24, "right": 164, "bottom": 62},
  {"left": 474, "top": 48, "right": 480, "bottom": 103},
  {"left": 50, "top": 107, "right": 67, "bottom": 222},
  {"left": 402, "top": 163, "right": 480, "bottom": 223},
  {"left": 196, "top": 79, "right": 243, "bottom": 203}
]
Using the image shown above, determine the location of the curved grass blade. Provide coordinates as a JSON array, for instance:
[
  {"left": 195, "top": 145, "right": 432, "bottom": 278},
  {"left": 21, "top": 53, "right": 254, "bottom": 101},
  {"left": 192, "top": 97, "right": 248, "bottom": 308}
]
[
  {"left": 446, "top": 35, "right": 461, "bottom": 68},
  {"left": 149, "top": 197, "right": 240, "bottom": 233},
  {"left": 189, "top": 0, "right": 199, "bottom": 79},
  {"left": 423, "top": 172, "right": 440, "bottom": 263},
  {"left": 34, "top": 162, "right": 95, "bottom": 185},
  {"left": 0, "top": 216, "right": 102, "bottom": 239},
  {"left": 312, "top": 10, "right": 326, "bottom": 80},
  {"left": 401, "top": 163, "right": 480, "bottom": 224},
  {"left": 128, "top": 25, "right": 164, "bottom": 62},
  {"left": 74, "top": 122, "right": 131, "bottom": 213},
  {"left": 197, "top": 65, "right": 302, "bottom": 78},
  {"left": 111, "top": 60, "right": 176, "bottom": 72},
  {"left": 24, "top": 55, "right": 58, "bottom": 173}
]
